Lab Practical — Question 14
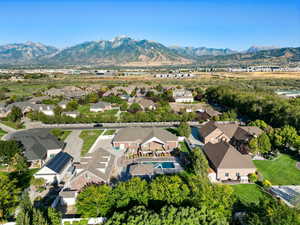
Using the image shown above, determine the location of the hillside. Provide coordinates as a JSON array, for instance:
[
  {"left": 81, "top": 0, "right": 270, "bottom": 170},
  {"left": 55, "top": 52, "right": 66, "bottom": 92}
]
[
  {"left": 0, "top": 42, "right": 58, "bottom": 65},
  {"left": 196, "top": 47, "right": 300, "bottom": 66},
  {"left": 0, "top": 37, "right": 299, "bottom": 66},
  {"left": 46, "top": 36, "right": 192, "bottom": 66}
]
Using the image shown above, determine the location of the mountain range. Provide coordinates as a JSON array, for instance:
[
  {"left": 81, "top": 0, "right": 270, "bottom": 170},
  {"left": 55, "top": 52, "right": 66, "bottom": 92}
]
[{"left": 0, "top": 36, "right": 299, "bottom": 66}]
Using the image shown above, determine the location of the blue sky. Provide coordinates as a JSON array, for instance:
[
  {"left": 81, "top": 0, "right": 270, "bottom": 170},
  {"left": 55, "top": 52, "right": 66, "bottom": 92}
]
[{"left": 0, "top": 0, "right": 299, "bottom": 50}]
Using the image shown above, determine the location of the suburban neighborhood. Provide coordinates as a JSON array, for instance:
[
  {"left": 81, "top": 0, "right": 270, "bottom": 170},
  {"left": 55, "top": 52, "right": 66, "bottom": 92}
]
[
  {"left": 0, "top": 80, "right": 300, "bottom": 225},
  {"left": 0, "top": 0, "right": 300, "bottom": 224}
]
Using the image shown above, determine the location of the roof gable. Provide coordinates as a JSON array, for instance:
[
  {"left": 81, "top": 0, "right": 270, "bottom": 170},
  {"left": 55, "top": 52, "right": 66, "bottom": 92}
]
[{"left": 203, "top": 142, "right": 255, "bottom": 169}]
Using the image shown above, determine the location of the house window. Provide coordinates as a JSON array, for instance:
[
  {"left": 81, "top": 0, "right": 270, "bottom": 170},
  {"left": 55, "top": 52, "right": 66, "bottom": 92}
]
[
  {"left": 236, "top": 173, "right": 240, "bottom": 177},
  {"left": 225, "top": 173, "right": 229, "bottom": 177}
]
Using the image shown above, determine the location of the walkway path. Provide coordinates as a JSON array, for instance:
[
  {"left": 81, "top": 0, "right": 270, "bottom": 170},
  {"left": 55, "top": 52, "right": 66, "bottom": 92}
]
[
  {"left": 0, "top": 122, "right": 16, "bottom": 133},
  {"left": 64, "top": 130, "right": 83, "bottom": 162}
]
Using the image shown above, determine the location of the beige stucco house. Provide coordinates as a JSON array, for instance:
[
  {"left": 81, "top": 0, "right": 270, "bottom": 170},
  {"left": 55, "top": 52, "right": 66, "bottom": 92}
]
[
  {"left": 203, "top": 142, "right": 256, "bottom": 182},
  {"left": 112, "top": 127, "right": 179, "bottom": 157}
]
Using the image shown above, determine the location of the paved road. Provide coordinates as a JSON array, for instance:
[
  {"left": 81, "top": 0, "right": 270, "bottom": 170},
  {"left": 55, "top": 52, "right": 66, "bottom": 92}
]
[{"left": 64, "top": 130, "right": 83, "bottom": 162}]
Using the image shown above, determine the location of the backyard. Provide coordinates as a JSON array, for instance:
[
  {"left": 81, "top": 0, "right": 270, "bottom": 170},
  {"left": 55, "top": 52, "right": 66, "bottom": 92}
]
[
  {"left": 77, "top": 104, "right": 118, "bottom": 116},
  {"left": 79, "top": 130, "right": 104, "bottom": 156},
  {"left": 232, "top": 184, "right": 267, "bottom": 205},
  {"left": 254, "top": 154, "right": 300, "bottom": 185}
]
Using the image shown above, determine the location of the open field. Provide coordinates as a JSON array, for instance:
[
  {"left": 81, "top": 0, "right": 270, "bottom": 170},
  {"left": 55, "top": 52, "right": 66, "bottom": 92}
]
[
  {"left": 254, "top": 154, "right": 300, "bottom": 185},
  {"left": 0, "top": 72, "right": 300, "bottom": 100}
]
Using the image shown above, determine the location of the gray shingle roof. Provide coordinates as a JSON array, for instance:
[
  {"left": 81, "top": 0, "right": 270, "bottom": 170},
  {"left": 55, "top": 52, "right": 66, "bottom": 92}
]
[
  {"left": 90, "top": 101, "right": 111, "bottom": 109},
  {"left": 9, "top": 128, "right": 64, "bottom": 161},
  {"left": 113, "top": 127, "right": 178, "bottom": 143},
  {"left": 75, "top": 148, "right": 115, "bottom": 182}
]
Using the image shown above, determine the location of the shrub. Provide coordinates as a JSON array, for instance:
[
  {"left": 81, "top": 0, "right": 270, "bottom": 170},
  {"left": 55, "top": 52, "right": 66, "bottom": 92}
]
[
  {"left": 263, "top": 179, "right": 272, "bottom": 188},
  {"left": 248, "top": 173, "right": 258, "bottom": 183}
]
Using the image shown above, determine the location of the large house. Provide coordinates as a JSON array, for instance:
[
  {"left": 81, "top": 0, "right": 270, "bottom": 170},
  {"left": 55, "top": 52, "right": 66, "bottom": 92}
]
[
  {"left": 203, "top": 142, "right": 256, "bottom": 182},
  {"left": 90, "top": 101, "right": 112, "bottom": 112},
  {"left": 34, "top": 152, "right": 74, "bottom": 184},
  {"left": 59, "top": 148, "right": 115, "bottom": 207},
  {"left": 68, "top": 148, "right": 115, "bottom": 190},
  {"left": 135, "top": 98, "right": 156, "bottom": 110},
  {"left": 231, "top": 126, "right": 263, "bottom": 154},
  {"left": 198, "top": 121, "right": 263, "bottom": 154},
  {"left": 112, "top": 127, "right": 179, "bottom": 157},
  {"left": 198, "top": 121, "right": 239, "bottom": 144},
  {"left": 196, "top": 108, "right": 222, "bottom": 121},
  {"left": 5, "top": 102, "right": 55, "bottom": 116},
  {"left": 9, "top": 128, "right": 65, "bottom": 167},
  {"left": 172, "top": 89, "right": 194, "bottom": 103}
]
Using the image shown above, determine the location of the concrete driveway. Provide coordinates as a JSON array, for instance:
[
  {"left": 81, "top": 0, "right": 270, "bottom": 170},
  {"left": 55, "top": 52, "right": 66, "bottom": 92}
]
[{"left": 64, "top": 130, "right": 83, "bottom": 162}]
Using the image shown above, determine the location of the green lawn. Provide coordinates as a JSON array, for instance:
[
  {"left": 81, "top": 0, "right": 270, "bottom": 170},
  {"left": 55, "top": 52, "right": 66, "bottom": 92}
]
[
  {"left": 59, "top": 130, "right": 72, "bottom": 141},
  {"left": 179, "top": 141, "right": 190, "bottom": 152},
  {"left": 0, "top": 128, "right": 7, "bottom": 138},
  {"left": 78, "top": 104, "right": 118, "bottom": 117},
  {"left": 79, "top": 130, "right": 104, "bottom": 156},
  {"left": 1, "top": 120, "right": 25, "bottom": 129},
  {"left": 103, "top": 129, "right": 116, "bottom": 135},
  {"left": 254, "top": 154, "right": 300, "bottom": 185},
  {"left": 77, "top": 104, "right": 90, "bottom": 114},
  {"left": 232, "top": 184, "right": 266, "bottom": 205},
  {"left": 50, "top": 129, "right": 71, "bottom": 141}
]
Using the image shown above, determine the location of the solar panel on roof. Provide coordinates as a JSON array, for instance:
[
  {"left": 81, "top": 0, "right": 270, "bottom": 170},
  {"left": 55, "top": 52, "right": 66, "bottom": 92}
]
[{"left": 46, "top": 152, "right": 72, "bottom": 173}]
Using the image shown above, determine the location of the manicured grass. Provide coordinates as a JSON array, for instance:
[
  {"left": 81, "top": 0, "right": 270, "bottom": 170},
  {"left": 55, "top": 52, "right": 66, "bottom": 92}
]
[
  {"left": 78, "top": 104, "right": 118, "bottom": 117},
  {"left": 77, "top": 104, "right": 90, "bottom": 114},
  {"left": 0, "top": 128, "right": 7, "bottom": 138},
  {"left": 50, "top": 129, "right": 71, "bottom": 141},
  {"left": 254, "top": 154, "right": 300, "bottom": 185},
  {"left": 59, "top": 130, "right": 72, "bottom": 141},
  {"left": 103, "top": 129, "right": 116, "bottom": 135},
  {"left": 79, "top": 130, "right": 104, "bottom": 156},
  {"left": 179, "top": 141, "right": 190, "bottom": 152},
  {"left": 232, "top": 184, "right": 266, "bottom": 205},
  {"left": 1, "top": 120, "right": 25, "bottom": 129}
]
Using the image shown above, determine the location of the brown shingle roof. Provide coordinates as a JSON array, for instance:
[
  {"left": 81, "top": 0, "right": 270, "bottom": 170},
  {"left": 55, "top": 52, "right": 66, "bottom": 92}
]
[
  {"left": 198, "top": 121, "right": 239, "bottom": 139},
  {"left": 233, "top": 126, "right": 263, "bottom": 141},
  {"left": 203, "top": 142, "right": 255, "bottom": 169}
]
